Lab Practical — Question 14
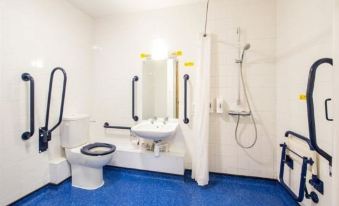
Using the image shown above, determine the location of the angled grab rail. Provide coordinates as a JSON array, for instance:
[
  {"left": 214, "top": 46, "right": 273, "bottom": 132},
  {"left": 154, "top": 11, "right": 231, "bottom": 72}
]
[
  {"left": 21, "top": 73, "right": 35, "bottom": 140},
  {"left": 306, "top": 58, "right": 333, "bottom": 173},
  {"left": 183, "top": 74, "right": 189, "bottom": 124},
  {"left": 39, "top": 67, "right": 67, "bottom": 152},
  {"left": 132, "top": 76, "right": 139, "bottom": 121}
]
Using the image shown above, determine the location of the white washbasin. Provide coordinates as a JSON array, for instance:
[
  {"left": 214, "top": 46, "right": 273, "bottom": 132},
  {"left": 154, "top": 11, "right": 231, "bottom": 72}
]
[{"left": 131, "top": 119, "right": 178, "bottom": 141}]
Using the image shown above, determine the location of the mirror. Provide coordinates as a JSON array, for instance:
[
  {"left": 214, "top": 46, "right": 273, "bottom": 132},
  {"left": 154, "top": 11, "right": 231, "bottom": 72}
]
[{"left": 142, "top": 59, "right": 178, "bottom": 119}]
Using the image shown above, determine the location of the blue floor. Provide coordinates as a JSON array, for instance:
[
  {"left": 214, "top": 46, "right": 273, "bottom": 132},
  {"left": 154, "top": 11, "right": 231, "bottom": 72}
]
[{"left": 13, "top": 167, "right": 297, "bottom": 206}]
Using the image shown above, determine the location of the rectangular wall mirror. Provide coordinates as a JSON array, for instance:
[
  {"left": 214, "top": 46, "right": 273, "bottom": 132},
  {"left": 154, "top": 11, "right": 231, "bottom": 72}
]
[{"left": 142, "top": 59, "right": 178, "bottom": 119}]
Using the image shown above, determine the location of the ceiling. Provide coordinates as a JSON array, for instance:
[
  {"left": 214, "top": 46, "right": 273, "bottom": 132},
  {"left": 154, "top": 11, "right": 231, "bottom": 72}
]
[{"left": 67, "top": 0, "right": 204, "bottom": 18}]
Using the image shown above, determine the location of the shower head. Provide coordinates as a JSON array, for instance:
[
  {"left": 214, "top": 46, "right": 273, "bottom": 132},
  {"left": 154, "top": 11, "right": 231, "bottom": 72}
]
[{"left": 240, "top": 43, "right": 251, "bottom": 62}]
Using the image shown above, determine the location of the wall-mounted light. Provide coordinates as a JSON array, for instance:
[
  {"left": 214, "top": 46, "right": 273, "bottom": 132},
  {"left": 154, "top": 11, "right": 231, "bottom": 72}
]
[{"left": 151, "top": 38, "right": 168, "bottom": 60}]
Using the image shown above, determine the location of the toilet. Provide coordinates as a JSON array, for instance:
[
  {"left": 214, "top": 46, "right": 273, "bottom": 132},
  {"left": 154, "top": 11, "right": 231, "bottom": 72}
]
[{"left": 60, "top": 114, "right": 116, "bottom": 190}]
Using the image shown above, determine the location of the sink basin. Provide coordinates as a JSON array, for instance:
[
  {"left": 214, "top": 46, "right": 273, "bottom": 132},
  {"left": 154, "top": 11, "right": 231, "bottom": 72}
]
[{"left": 131, "top": 119, "right": 178, "bottom": 141}]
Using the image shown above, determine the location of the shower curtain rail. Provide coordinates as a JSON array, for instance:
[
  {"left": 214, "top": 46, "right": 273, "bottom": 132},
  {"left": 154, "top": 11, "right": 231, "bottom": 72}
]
[
  {"left": 21, "top": 73, "right": 35, "bottom": 140},
  {"left": 39, "top": 67, "right": 67, "bottom": 153},
  {"left": 183, "top": 74, "right": 189, "bottom": 124}
]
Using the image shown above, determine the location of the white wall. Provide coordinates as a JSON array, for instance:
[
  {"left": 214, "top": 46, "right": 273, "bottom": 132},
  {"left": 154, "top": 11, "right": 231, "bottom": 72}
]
[
  {"left": 0, "top": 0, "right": 93, "bottom": 205},
  {"left": 1, "top": 0, "right": 335, "bottom": 205},
  {"left": 276, "top": 0, "right": 334, "bottom": 205},
  {"left": 333, "top": 1, "right": 339, "bottom": 205},
  {"left": 91, "top": 0, "right": 277, "bottom": 179}
]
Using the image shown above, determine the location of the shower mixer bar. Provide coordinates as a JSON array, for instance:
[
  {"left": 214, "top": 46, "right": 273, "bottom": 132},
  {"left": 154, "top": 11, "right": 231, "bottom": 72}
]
[
  {"left": 39, "top": 67, "right": 67, "bottom": 153},
  {"left": 21, "top": 73, "right": 35, "bottom": 140}
]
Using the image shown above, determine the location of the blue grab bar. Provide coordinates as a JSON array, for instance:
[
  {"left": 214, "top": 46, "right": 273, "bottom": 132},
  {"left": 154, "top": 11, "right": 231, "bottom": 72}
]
[
  {"left": 306, "top": 58, "right": 333, "bottom": 171},
  {"left": 279, "top": 143, "right": 318, "bottom": 203}
]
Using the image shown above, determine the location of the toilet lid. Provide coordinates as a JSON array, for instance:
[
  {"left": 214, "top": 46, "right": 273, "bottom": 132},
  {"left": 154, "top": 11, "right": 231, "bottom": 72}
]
[{"left": 81, "top": 143, "right": 116, "bottom": 156}]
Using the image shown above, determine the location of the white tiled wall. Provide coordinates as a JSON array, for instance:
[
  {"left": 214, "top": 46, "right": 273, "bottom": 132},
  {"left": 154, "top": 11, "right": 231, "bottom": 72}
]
[
  {"left": 333, "top": 1, "right": 339, "bottom": 205},
  {"left": 276, "top": 0, "right": 334, "bottom": 205},
  {"left": 1, "top": 0, "right": 336, "bottom": 205},
  {"left": 0, "top": 0, "right": 93, "bottom": 205},
  {"left": 91, "top": 0, "right": 277, "bottom": 179}
]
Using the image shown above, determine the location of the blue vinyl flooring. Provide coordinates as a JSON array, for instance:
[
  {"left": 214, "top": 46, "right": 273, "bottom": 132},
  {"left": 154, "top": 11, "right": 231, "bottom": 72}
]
[{"left": 13, "top": 166, "right": 297, "bottom": 206}]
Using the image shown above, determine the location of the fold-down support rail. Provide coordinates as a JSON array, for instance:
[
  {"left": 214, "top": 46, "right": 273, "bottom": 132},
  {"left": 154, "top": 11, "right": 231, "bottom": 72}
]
[{"left": 306, "top": 58, "right": 333, "bottom": 172}]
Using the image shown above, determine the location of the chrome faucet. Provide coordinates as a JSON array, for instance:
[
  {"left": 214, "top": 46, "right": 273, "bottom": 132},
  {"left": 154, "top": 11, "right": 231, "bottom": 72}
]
[
  {"left": 163, "top": 117, "right": 169, "bottom": 124},
  {"left": 150, "top": 117, "right": 157, "bottom": 124}
]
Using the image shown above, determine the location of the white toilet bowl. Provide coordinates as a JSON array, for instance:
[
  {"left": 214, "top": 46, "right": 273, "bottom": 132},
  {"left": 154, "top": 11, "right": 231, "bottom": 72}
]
[
  {"left": 61, "top": 114, "right": 116, "bottom": 190},
  {"left": 65, "top": 142, "right": 116, "bottom": 190}
]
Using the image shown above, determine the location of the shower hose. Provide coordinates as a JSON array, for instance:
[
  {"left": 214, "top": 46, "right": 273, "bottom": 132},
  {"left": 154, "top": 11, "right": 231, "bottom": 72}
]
[{"left": 235, "top": 62, "right": 258, "bottom": 149}]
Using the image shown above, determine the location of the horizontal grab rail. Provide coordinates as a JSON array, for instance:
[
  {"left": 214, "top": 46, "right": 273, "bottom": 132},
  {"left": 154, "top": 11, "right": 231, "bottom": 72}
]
[
  {"left": 104, "top": 122, "right": 131, "bottom": 130},
  {"left": 21, "top": 73, "right": 35, "bottom": 140}
]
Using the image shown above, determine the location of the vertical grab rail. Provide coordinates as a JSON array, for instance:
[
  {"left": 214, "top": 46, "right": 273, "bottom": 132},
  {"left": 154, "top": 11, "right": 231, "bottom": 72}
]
[
  {"left": 21, "top": 73, "right": 35, "bottom": 140},
  {"left": 183, "top": 74, "right": 189, "bottom": 124},
  {"left": 132, "top": 76, "right": 139, "bottom": 121},
  {"left": 306, "top": 58, "right": 333, "bottom": 174},
  {"left": 39, "top": 67, "right": 67, "bottom": 153}
]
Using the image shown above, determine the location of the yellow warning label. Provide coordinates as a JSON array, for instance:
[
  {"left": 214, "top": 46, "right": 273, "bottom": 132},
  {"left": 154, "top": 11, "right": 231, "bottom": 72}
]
[
  {"left": 172, "top": 50, "right": 183, "bottom": 56},
  {"left": 184, "top": 62, "right": 194, "bottom": 67},
  {"left": 140, "top": 53, "right": 150, "bottom": 59},
  {"left": 299, "top": 94, "right": 307, "bottom": 101}
]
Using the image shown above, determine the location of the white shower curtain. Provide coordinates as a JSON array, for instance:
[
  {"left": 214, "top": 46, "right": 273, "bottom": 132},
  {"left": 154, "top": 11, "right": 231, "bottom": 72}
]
[{"left": 191, "top": 35, "right": 211, "bottom": 186}]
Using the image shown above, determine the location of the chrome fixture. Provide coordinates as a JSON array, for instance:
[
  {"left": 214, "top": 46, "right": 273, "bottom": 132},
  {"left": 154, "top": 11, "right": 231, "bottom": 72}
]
[
  {"left": 150, "top": 117, "right": 157, "bottom": 124},
  {"left": 232, "top": 42, "right": 258, "bottom": 149}
]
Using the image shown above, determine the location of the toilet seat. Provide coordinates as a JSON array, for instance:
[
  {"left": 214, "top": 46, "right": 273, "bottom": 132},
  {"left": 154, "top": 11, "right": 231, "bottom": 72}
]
[{"left": 81, "top": 142, "right": 116, "bottom": 156}]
